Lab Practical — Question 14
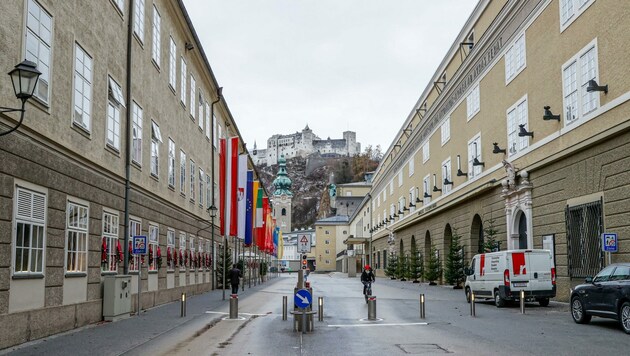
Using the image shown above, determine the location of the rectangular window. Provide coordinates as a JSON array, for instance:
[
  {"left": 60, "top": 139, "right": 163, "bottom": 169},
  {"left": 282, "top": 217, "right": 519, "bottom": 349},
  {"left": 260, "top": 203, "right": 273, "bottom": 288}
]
[
  {"left": 148, "top": 224, "right": 158, "bottom": 271},
  {"left": 389, "top": 181, "right": 394, "bottom": 195},
  {"left": 189, "top": 236, "right": 196, "bottom": 268},
  {"left": 180, "top": 58, "right": 187, "bottom": 106},
  {"left": 190, "top": 76, "right": 196, "bottom": 119},
  {"left": 14, "top": 187, "right": 46, "bottom": 274},
  {"left": 151, "top": 5, "right": 161, "bottom": 67},
  {"left": 66, "top": 200, "right": 88, "bottom": 273},
  {"left": 467, "top": 134, "right": 482, "bottom": 179},
  {"left": 422, "top": 142, "right": 430, "bottom": 163},
  {"left": 25, "top": 0, "right": 52, "bottom": 103},
  {"left": 198, "top": 93, "right": 204, "bottom": 130},
  {"left": 398, "top": 171, "right": 403, "bottom": 187},
  {"left": 167, "top": 229, "right": 175, "bottom": 271},
  {"left": 563, "top": 41, "right": 599, "bottom": 125},
  {"left": 168, "top": 37, "right": 176, "bottom": 90},
  {"left": 190, "top": 160, "right": 196, "bottom": 201},
  {"left": 132, "top": 102, "right": 143, "bottom": 165},
  {"left": 128, "top": 219, "right": 141, "bottom": 272},
  {"left": 107, "top": 77, "right": 125, "bottom": 150},
  {"left": 560, "top": 0, "right": 596, "bottom": 31},
  {"left": 179, "top": 232, "right": 186, "bottom": 269},
  {"left": 505, "top": 33, "right": 526, "bottom": 84},
  {"left": 507, "top": 96, "right": 529, "bottom": 156},
  {"left": 409, "top": 187, "right": 417, "bottom": 212},
  {"left": 214, "top": 182, "right": 218, "bottom": 208},
  {"left": 102, "top": 210, "right": 119, "bottom": 273},
  {"left": 205, "top": 103, "right": 211, "bottom": 139},
  {"left": 440, "top": 117, "right": 450, "bottom": 146},
  {"left": 206, "top": 174, "right": 212, "bottom": 209},
  {"left": 467, "top": 84, "right": 480, "bottom": 119},
  {"left": 423, "top": 175, "right": 431, "bottom": 205},
  {"left": 442, "top": 158, "right": 452, "bottom": 194},
  {"left": 180, "top": 150, "right": 186, "bottom": 195},
  {"left": 168, "top": 139, "right": 175, "bottom": 187},
  {"left": 133, "top": 0, "right": 145, "bottom": 42},
  {"left": 151, "top": 121, "right": 162, "bottom": 177},
  {"left": 199, "top": 169, "right": 204, "bottom": 207},
  {"left": 213, "top": 114, "right": 218, "bottom": 147},
  {"left": 565, "top": 200, "right": 602, "bottom": 277},
  {"left": 73, "top": 44, "right": 93, "bottom": 131}
]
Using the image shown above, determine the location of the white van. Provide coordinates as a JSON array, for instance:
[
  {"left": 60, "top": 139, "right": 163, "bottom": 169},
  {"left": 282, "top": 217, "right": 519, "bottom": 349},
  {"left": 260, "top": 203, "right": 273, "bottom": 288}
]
[{"left": 464, "top": 249, "right": 556, "bottom": 307}]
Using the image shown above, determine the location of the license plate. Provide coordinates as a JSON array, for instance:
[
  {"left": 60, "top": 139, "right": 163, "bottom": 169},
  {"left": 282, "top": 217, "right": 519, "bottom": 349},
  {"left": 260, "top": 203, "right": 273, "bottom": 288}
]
[{"left": 513, "top": 282, "right": 527, "bottom": 288}]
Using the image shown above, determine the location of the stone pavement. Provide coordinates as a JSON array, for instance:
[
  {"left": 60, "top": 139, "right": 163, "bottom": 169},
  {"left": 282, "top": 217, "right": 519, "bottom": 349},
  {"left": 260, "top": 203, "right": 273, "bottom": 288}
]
[{"left": 1, "top": 276, "right": 280, "bottom": 356}]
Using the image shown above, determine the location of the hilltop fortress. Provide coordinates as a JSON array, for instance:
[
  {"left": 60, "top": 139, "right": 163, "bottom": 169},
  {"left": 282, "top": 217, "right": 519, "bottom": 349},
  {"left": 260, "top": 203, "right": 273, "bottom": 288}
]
[{"left": 251, "top": 125, "right": 361, "bottom": 166}]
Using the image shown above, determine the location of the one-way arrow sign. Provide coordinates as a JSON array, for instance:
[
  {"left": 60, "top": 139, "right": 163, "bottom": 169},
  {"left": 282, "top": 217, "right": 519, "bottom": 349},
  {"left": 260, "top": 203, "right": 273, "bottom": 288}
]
[{"left": 294, "top": 289, "right": 312, "bottom": 309}]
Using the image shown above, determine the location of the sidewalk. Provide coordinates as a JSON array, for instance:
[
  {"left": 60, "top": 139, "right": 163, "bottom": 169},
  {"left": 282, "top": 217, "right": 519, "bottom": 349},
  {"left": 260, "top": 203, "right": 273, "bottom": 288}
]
[{"left": 1, "top": 276, "right": 280, "bottom": 356}]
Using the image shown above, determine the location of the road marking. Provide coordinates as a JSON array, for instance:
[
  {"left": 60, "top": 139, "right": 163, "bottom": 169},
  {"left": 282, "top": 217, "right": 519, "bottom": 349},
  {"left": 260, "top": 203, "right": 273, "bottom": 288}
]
[
  {"left": 328, "top": 322, "right": 429, "bottom": 328},
  {"left": 205, "top": 311, "right": 269, "bottom": 316}
]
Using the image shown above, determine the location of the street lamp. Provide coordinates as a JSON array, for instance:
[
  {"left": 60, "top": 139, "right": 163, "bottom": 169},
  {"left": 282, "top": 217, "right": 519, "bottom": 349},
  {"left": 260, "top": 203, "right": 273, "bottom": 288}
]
[
  {"left": 208, "top": 204, "right": 218, "bottom": 289},
  {"left": 1, "top": 60, "right": 42, "bottom": 136}
]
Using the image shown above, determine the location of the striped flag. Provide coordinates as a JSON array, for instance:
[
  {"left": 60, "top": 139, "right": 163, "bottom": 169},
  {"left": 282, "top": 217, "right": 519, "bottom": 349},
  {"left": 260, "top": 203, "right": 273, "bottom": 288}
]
[
  {"left": 255, "top": 186, "right": 264, "bottom": 249},
  {"left": 245, "top": 171, "right": 254, "bottom": 246},
  {"left": 220, "top": 136, "right": 239, "bottom": 236},
  {"left": 237, "top": 154, "right": 248, "bottom": 240}
]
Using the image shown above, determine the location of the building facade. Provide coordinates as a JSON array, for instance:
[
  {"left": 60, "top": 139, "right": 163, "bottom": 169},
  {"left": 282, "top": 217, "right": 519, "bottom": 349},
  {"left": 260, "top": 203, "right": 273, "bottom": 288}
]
[
  {"left": 356, "top": 0, "right": 630, "bottom": 301},
  {"left": 271, "top": 155, "right": 293, "bottom": 233},
  {"left": 0, "top": 0, "right": 258, "bottom": 349},
  {"left": 250, "top": 125, "right": 361, "bottom": 166}
]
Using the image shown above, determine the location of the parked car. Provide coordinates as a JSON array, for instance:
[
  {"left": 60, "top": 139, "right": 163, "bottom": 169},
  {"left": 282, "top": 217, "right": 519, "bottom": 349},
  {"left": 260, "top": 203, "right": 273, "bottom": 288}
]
[
  {"left": 464, "top": 249, "right": 556, "bottom": 307},
  {"left": 570, "top": 263, "right": 630, "bottom": 334}
]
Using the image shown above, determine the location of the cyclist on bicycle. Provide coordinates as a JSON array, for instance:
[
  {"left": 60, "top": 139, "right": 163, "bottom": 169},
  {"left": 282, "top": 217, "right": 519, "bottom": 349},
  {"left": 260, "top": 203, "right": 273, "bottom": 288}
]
[{"left": 361, "top": 265, "right": 375, "bottom": 296}]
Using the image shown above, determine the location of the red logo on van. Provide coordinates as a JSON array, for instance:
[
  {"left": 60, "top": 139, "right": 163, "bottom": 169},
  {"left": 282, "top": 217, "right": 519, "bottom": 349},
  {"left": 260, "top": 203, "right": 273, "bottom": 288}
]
[
  {"left": 512, "top": 252, "right": 526, "bottom": 275},
  {"left": 480, "top": 254, "right": 485, "bottom": 276}
]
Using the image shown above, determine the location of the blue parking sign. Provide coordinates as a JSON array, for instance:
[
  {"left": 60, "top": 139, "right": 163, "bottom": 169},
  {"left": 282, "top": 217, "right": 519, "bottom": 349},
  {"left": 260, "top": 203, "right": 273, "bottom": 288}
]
[
  {"left": 133, "top": 235, "right": 147, "bottom": 254},
  {"left": 602, "top": 233, "right": 618, "bottom": 253}
]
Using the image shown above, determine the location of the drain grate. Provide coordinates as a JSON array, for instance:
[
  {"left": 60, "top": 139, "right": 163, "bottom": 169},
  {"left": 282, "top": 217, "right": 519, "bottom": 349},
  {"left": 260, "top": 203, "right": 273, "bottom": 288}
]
[{"left": 397, "top": 343, "right": 452, "bottom": 354}]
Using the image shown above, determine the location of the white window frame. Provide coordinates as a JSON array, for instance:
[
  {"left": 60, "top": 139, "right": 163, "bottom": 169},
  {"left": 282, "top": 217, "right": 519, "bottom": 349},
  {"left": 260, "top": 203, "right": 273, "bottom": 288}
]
[
  {"left": 398, "top": 171, "right": 403, "bottom": 187},
  {"left": 133, "top": 0, "right": 145, "bottom": 42},
  {"left": 65, "top": 199, "right": 89, "bottom": 274},
  {"left": 190, "top": 160, "right": 196, "bottom": 202},
  {"left": 409, "top": 187, "right": 417, "bottom": 212},
  {"left": 180, "top": 57, "right": 187, "bottom": 106},
  {"left": 213, "top": 114, "right": 218, "bottom": 147},
  {"left": 148, "top": 223, "right": 158, "bottom": 271},
  {"left": 25, "top": 0, "right": 52, "bottom": 104},
  {"left": 423, "top": 175, "right": 431, "bottom": 205},
  {"left": 128, "top": 218, "right": 141, "bottom": 272},
  {"left": 422, "top": 142, "right": 430, "bottom": 163},
  {"left": 102, "top": 209, "right": 119, "bottom": 273},
  {"left": 107, "top": 77, "right": 125, "bottom": 150},
  {"left": 168, "top": 138, "right": 175, "bottom": 187},
  {"left": 205, "top": 102, "right": 211, "bottom": 139},
  {"left": 150, "top": 121, "right": 162, "bottom": 177},
  {"left": 562, "top": 39, "right": 599, "bottom": 127},
  {"left": 180, "top": 150, "right": 186, "bottom": 195},
  {"left": 408, "top": 157, "right": 415, "bottom": 177},
  {"left": 73, "top": 43, "right": 93, "bottom": 132},
  {"left": 507, "top": 94, "right": 529, "bottom": 156},
  {"left": 168, "top": 37, "right": 176, "bottom": 91},
  {"left": 389, "top": 180, "right": 394, "bottom": 195},
  {"left": 440, "top": 117, "right": 450, "bottom": 146},
  {"left": 179, "top": 232, "right": 186, "bottom": 269},
  {"left": 13, "top": 186, "right": 47, "bottom": 275},
  {"left": 466, "top": 84, "right": 480, "bottom": 120},
  {"left": 112, "top": 0, "right": 124, "bottom": 13},
  {"left": 199, "top": 168, "right": 204, "bottom": 208},
  {"left": 167, "top": 229, "right": 175, "bottom": 271},
  {"left": 206, "top": 173, "right": 212, "bottom": 209},
  {"left": 198, "top": 93, "right": 205, "bottom": 131},
  {"left": 131, "top": 101, "right": 143, "bottom": 165},
  {"left": 505, "top": 33, "right": 527, "bottom": 85},
  {"left": 442, "top": 158, "right": 452, "bottom": 195},
  {"left": 151, "top": 5, "right": 161, "bottom": 67},
  {"left": 560, "top": 0, "right": 596, "bottom": 32},
  {"left": 189, "top": 75, "right": 196, "bottom": 120},
  {"left": 467, "top": 133, "right": 483, "bottom": 179}
]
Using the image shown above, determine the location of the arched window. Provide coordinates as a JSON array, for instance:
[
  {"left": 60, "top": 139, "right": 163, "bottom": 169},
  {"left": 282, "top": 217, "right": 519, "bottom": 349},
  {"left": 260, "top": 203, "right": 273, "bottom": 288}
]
[{"left": 281, "top": 208, "right": 287, "bottom": 216}]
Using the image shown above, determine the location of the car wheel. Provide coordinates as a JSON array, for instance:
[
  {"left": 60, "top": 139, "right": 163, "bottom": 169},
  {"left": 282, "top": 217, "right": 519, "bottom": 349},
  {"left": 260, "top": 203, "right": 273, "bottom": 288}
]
[
  {"left": 494, "top": 290, "right": 505, "bottom": 308},
  {"left": 538, "top": 298, "right": 550, "bottom": 307},
  {"left": 571, "top": 296, "right": 591, "bottom": 324},
  {"left": 619, "top": 302, "right": 630, "bottom": 334},
  {"left": 465, "top": 287, "right": 471, "bottom": 303}
]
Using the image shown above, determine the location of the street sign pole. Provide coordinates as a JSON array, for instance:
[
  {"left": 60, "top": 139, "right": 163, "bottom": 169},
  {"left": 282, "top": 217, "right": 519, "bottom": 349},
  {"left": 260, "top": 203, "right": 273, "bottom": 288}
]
[{"left": 132, "top": 235, "right": 147, "bottom": 315}]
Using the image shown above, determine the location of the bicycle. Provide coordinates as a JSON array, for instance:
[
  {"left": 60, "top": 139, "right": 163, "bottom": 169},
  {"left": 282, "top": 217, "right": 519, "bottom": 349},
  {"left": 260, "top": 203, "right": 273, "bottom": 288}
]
[{"left": 363, "top": 281, "right": 372, "bottom": 303}]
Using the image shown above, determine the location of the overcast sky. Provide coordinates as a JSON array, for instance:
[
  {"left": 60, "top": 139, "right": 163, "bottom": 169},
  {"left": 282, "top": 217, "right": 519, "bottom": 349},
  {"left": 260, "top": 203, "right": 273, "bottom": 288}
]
[{"left": 182, "top": 0, "right": 479, "bottom": 151}]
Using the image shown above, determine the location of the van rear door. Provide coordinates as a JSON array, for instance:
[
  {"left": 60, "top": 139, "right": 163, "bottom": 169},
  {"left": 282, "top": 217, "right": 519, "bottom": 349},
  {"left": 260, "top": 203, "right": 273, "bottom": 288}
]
[{"left": 525, "top": 251, "right": 553, "bottom": 292}]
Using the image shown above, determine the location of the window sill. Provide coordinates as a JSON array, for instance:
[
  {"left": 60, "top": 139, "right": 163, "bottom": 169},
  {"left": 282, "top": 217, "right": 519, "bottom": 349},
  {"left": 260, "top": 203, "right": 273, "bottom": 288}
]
[
  {"left": 168, "top": 184, "right": 175, "bottom": 191},
  {"left": 128, "top": 271, "right": 140, "bottom": 275},
  {"left": 72, "top": 122, "right": 92, "bottom": 138},
  {"left": 151, "top": 59, "right": 160, "bottom": 72},
  {"left": 133, "top": 32, "right": 144, "bottom": 47},
  {"left": 167, "top": 269, "right": 175, "bottom": 274},
  {"left": 101, "top": 271, "right": 118, "bottom": 276},
  {"left": 29, "top": 95, "right": 51, "bottom": 114},
  {"left": 150, "top": 173, "right": 159, "bottom": 181},
  {"left": 106, "top": 144, "right": 121, "bottom": 156},
  {"left": 168, "top": 84, "right": 176, "bottom": 95},
  {"left": 148, "top": 270, "right": 158, "bottom": 274},
  {"left": 180, "top": 192, "right": 186, "bottom": 199},
  {"left": 65, "top": 272, "right": 87, "bottom": 278},
  {"left": 132, "top": 160, "right": 142, "bottom": 170},
  {"left": 12, "top": 273, "right": 44, "bottom": 280}
]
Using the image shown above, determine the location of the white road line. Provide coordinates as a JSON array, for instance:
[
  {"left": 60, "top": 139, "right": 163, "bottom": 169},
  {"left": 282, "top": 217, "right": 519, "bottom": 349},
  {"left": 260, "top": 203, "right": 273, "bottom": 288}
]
[
  {"left": 205, "top": 311, "right": 269, "bottom": 316},
  {"left": 327, "top": 322, "right": 429, "bottom": 328}
]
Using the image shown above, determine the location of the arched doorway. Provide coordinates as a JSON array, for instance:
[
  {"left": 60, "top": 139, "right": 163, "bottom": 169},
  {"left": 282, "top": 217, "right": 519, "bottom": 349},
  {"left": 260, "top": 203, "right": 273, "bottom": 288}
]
[
  {"left": 518, "top": 211, "right": 527, "bottom": 249},
  {"left": 444, "top": 224, "right": 453, "bottom": 255},
  {"left": 399, "top": 239, "right": 406, "bottom": 281},
  {"left": 470, "top": 214, "right": 484, "bottom": 255},
  {"left": 424, "top": 231, "right": 431, "bottom": 276}
]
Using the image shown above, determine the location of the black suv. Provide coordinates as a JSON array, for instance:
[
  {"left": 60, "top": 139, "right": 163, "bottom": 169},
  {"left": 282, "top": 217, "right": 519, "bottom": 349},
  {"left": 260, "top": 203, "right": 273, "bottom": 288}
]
[{"left": 571, "top": 263, "right": 630, "bottom": 334}]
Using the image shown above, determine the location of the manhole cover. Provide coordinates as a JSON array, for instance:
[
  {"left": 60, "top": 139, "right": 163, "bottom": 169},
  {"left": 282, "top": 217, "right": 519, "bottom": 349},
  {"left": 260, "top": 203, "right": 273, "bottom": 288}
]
[{"left": 397, "top": 343, "right": 451, "bottom": 354}]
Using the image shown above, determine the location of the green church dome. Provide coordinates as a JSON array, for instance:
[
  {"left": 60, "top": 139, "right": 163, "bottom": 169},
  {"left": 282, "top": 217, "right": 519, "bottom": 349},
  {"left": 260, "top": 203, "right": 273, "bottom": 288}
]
[{"left": 273, "top": 155, "right": 293, "bottom": 196}]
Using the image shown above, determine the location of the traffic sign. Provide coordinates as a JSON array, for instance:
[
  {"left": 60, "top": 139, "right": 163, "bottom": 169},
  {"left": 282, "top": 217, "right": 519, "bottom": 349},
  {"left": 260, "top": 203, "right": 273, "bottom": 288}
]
[
  {"left": 297, "top": 234, "right": 311, "bottom": 253},
  {"left": 602, "top": 233, "right": 618, "bottom": 253},
  {"left": 294, "top": 289, "right": 312, "bottom": 309},
  {"left": 133, "top": 235, "right": 147, "bottom": 255}
]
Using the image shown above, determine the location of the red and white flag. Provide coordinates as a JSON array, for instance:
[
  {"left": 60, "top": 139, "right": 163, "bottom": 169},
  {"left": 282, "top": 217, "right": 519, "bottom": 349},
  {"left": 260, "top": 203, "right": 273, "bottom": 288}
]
[
  {"left": 219, "top": 136, "right": 239, "bottom": 236},
  {"left": 237, "top": 154, "right": 248, "bottom": 240}
]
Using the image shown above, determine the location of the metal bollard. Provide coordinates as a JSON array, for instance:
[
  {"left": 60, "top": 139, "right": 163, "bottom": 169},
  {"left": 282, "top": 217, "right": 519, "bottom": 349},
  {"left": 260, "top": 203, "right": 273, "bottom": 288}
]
[
  {"left": 367, "top": 296, "right": 377, "bottom": 320},
  {"left": 520, "top": 290, "right": 525, "bottom": 314},
  {"left": 318, "top": 297, "right": 324, "bottom": 322},
  {"left": 230, "top": 294, "right": 239, "bottom": 319},
  {"left": 180, "top": 293, "right": 187, "bottom": 317},
  {"left": 470, "top": 292, "right": 476, "bottom": 317},
  {"left": 419, "top": 294, "right": 426, "bottom": 319},
  {"left": 282, "top": 296, "right": 287, "bottom": 321}
]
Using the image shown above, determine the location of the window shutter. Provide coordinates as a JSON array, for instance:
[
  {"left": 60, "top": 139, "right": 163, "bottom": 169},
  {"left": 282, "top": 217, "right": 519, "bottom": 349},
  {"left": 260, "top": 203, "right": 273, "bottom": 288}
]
[{"left": 16, "top": 188, "right": 46, "bottom": 222}]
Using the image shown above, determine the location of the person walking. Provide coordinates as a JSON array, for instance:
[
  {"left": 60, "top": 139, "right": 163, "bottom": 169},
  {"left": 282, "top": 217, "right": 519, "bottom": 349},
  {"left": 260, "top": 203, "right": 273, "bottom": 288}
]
[
  {"left": 228, "top": 264, "right": 242, "bottom": 295},
  {"left": 361, "top": 265, "right": 375, "bottom": 296}
]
